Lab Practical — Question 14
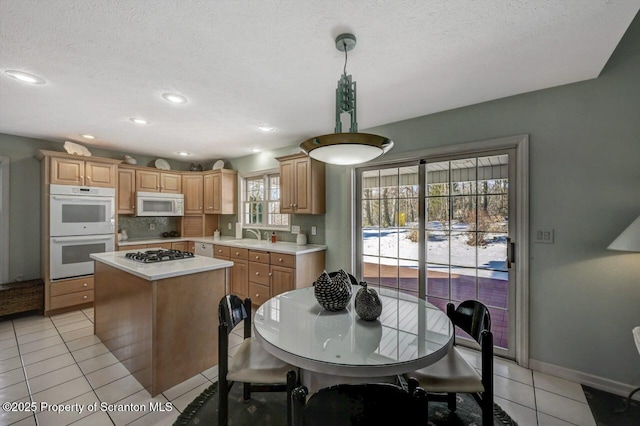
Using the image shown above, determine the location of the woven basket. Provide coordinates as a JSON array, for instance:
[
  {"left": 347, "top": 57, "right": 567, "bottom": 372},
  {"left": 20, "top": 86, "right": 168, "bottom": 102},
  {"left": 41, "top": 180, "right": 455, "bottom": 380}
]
[{"left": 0, "top": 279, "right": 44, "bottom": 316}]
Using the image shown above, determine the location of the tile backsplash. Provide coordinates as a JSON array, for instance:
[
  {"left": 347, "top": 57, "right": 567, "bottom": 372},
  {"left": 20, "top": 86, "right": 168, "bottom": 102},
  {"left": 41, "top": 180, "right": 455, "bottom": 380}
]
[
  {"left": 218, "top": 214, "right": 325, "bottom": 245},
  {"left": 118, "top": 216, "right": 179, "bottom": 240}
]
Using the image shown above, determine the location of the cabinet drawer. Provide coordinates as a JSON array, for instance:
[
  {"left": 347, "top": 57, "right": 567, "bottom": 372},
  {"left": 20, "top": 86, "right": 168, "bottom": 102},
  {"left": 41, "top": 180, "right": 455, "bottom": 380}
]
[
  {"left": 51, "top": 276, "right": 94, "bottom": 296},
  {"left": 249, "top": 282, "right": 270, "bottom": 306},
  {"left": 230, "top": 248, "right": 248, "bottom": 260},
  {"left": 214, "top": 245, "right": 230, "bottom": 258},
  {"left": 249, "top": 250, "right": 270, "bottom": 264},
  {"left": 270, "top": 253, "right": 295, "bottom": 269},
  {"left": 50, "top": 290, "right": 94, "bottom": 310},
  {"left": 249, "top": 262, "right": 270, "bottom": 285}
]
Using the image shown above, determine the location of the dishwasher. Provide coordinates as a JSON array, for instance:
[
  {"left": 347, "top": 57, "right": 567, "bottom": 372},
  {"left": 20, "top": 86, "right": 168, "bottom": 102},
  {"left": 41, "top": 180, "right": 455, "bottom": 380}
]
[{"left": 194, "top": 242, "right": 214, "bottom": 257}]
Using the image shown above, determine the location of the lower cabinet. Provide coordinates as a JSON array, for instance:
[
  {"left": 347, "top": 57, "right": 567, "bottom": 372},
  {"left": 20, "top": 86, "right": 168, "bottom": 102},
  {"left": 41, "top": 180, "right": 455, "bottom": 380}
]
[
  {"left": 230, "top": 260, "right": 248, "bottom": 298},
  {"left": 49, "top": 276, "right": 94, "bottom": 310},
  {"left": 270, "top": 264, "right": 295, "bottom": 297},
  {"left": 214, "top": 244, "right": 325, "bottom": 307},
  {"left": 227, "top": 247, "right": 249, "bottom": 299}
]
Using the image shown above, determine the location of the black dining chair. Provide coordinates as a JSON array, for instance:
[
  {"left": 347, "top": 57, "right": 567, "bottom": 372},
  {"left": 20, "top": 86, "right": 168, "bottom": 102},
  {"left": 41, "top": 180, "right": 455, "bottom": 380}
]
[
  {"left": 409, "top": 300, "right": 494, "bottom": 425},
  {"left": 218, "top": 294, "right": 297, "bottom": 426},
  {"left": 291, "top": 378, "right": 428, "bottom": 425}
]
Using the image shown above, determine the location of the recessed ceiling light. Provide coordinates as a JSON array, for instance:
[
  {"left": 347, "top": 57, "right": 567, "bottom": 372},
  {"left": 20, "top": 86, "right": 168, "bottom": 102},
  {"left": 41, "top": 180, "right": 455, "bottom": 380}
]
[
  {"left": 4, "top": 70, "right": 46, "bottom": 84},
  {"left": 250, "top": 148, "right": 262, "bottom": 153},
  {"left": 162, "top": 93, "right": 188, "bottom": 104},
  {"left": 81, "top": 134, "right": 95, "bottom": 139},
  {"left": 176, "top": 151, "right": 191, "bottom": 156},
  {"left": 258, "top": 126, "right": 275, "bottom": 132},
  {"left": 130, "top": 117, "right": 148, "bottom": 125}
]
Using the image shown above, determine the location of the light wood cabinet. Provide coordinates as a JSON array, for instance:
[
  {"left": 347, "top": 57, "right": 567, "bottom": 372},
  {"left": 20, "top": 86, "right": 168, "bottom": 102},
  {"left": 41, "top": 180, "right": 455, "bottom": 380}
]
[
  {"left": 183, "top": 175, "right": 204, "bottom": 214},
  {"left": 50, "top": 157, "right": 116, "bottom": 187},
  {"left": 136, "top": 170, "right": 182, "bottom": 193},
  {"left": 203, "top": 170, "right": 237, "bottom": 214},
  {"left": 214, "top": 244, "right": 325, "bottom": 306},
  {"left": 277, "top": 153, "right": 325, "bottom": 214},
  {"left": 49, "top": 276, "right": 95, "bottom": 310},
  {"left": 172, "top": 241, "right": 188, "bottom": 252},
  {"left": 271, "top": 265, "right": 295, "bottom": 297},
  {"left": 38, "top": 150, "right": 122, "bottom": 315},
  {"left": 117, "top": 168, "right": 136, "bottom": 214}
]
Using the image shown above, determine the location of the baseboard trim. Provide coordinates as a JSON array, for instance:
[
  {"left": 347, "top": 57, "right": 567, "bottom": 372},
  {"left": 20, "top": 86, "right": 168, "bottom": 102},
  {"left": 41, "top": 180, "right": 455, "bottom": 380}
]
[{"left": 529, "top": 358, "right": 640, "bottom": 400}]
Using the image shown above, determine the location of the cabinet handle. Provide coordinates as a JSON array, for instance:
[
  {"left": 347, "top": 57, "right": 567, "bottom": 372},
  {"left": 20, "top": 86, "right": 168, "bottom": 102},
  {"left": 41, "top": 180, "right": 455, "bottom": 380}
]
[
  {"left": 255, "top": 272, "right": 260, "bottom": 275},
  {"left": 80, "top": 175, "right": 84, "bottom": 179},
  {"left": 255, "top": 256, "right": 259, "bottom": 259},
  {"left": 131, "top": 205, "right": 135, "bottom": 209},
  {"left": 218, "top": 249, "right": 222, "bottom": 253},
  {"left": 293, "top": 203, "right": 297, "bottom": 208},
  {"left": 278, "top": 258, "right": 283, "bottom": 262},
  {"left": 235, "top": 252, "right": 239, "bottom": 255},
  {"left": 289, "top": 203, "right": 293, "bottom": 207},
  {"left": 269, "top": 272, "right": 272, "bottom": 276},
  {"left": 256, "top": 293, "right": 260, "bottom": 298},
  {"left": 83, "top": 295, "right": 88, "bottom": 299},
  {"left": 83, "top": 283, "right": 88, "bottom": 287},
  {"left": 87, "top": 176, "right": 91, "bottom": 181}
]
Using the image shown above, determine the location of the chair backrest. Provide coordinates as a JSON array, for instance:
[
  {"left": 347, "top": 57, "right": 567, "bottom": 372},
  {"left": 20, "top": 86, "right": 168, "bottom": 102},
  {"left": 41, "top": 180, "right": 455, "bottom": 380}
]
[
  {"left": 328, "top": 271, "right": 358, "bottom": 286},
  {"left": 448, "top": 300, "right": 491, "bottom": 346},
  {"left": 292, "top": 380, "right": 427, "bottom": 426},
  {"left": 218, "top": 294, "right": 250, "bottom": 336}
]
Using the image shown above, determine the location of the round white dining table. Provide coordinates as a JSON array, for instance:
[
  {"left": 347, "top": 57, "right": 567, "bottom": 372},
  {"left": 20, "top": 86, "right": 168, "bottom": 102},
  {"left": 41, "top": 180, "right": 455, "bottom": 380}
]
[{"left": 254, "top": 286, "right": 454, "bottom": 389}]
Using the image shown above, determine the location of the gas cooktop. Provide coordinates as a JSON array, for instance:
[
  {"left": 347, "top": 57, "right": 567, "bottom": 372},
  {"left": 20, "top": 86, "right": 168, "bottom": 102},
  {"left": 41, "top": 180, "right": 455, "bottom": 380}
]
[{"left": 125, "top": 249, "right": 195, "bottom": 263}]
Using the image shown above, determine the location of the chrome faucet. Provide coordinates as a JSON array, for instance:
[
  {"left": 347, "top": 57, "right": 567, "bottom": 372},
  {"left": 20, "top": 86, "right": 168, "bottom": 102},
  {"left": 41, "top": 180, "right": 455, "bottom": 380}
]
[{"left": 246, "top": 229, "right": 261, "bottom": 240}]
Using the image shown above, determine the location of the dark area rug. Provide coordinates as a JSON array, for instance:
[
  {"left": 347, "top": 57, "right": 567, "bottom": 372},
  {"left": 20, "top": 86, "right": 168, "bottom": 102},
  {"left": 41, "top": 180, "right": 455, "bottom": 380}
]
[
  {"left": 583, "top": 385, "right": 640, "bottom": 426},
  {"left": 174, "top": 381, "right": 517, "bottom": 425}
]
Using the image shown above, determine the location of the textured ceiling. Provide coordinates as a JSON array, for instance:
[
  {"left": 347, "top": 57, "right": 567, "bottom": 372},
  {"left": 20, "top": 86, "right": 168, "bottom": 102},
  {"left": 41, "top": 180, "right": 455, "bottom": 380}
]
[{"left": 0, "top": 1, "right": 638, "bottom": 161}]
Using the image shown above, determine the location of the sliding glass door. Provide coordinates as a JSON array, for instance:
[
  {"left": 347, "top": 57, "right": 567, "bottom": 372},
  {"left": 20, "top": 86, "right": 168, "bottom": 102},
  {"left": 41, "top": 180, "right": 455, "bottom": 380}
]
[{"left": 356, "top": 150, "right": 516, "bottom": 358}]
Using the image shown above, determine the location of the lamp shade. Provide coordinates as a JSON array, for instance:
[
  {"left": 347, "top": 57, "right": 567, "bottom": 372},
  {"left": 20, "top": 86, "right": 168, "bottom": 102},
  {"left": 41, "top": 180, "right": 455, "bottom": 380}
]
[
  {"left": 300, "top": 133, "right": 394, "bottom": 166},
  {"left": 607, "top": 214, "right": 640, "bottom": 252}
]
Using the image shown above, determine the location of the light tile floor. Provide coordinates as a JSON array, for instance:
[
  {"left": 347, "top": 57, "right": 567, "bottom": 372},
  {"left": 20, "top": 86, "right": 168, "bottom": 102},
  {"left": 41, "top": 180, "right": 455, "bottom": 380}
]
[{"left": 0, "top": 308, "right": 597, "bottom": 425}]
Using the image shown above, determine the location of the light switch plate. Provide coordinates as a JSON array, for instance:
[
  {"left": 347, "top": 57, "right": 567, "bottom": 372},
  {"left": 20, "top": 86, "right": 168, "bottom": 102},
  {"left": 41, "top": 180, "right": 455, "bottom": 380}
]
[
  {"left": 534, "top": 228, "right": 554, "bottom": 243},
  {"left": 149, "top": 223, "right": 155, "bottom": 231},
  {"left": 291, "top": 225, "right": 300, "bottom": 234},
  {"left": 227, "top": 223, "right": 232, "bottom": 230},
  {"left": 311, "top": 226, "right": 317, "bottom": 236}
]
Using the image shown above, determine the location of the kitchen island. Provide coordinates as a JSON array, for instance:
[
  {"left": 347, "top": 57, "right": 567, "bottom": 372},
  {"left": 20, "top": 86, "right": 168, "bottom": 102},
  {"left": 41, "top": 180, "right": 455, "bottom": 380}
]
[{"left": 90, "top": 250, "right": 233, "bottom": 396}]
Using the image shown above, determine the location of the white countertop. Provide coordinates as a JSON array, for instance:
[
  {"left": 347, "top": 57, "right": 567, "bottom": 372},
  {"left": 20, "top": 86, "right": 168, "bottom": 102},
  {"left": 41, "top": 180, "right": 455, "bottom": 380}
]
[
  {"left": 91, "top": 250, "right": 234, "bottom": 281},
  {"left": 118, "top": 236, "right": 327, "bottom": 255}
]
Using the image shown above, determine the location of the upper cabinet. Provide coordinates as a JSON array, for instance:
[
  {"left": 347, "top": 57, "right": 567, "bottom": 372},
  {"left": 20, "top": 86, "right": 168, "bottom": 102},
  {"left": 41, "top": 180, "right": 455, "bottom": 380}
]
[
  {"left": 183, "top": 174, "right": 204, "bottom": 214},
  {"left": 204, "top": 169, "right": 237, "bottom": 214},
  {"left": 117, "top": 168, "right": 136, "bottom": 214},
  {"left": 136, "top": 170, "right": 182, "bottom": 193},
  {"left": 49, "top": 156, "right": 117, "bottom": 188},
  {"left": 276, "top": 153, "right": 325, "bottom": 214}
]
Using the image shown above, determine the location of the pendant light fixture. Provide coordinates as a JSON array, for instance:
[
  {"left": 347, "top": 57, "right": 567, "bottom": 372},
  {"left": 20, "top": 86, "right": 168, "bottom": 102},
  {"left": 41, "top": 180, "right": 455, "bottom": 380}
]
[{"left": 300, "top": 33, "right": 394, "bottom": 165}]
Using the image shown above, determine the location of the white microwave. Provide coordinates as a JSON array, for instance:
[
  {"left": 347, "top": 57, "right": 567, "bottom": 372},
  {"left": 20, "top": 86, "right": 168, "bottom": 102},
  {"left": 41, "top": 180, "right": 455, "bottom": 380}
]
[{"left": 136, "top": 192, "right": 184, "bottom": 216}]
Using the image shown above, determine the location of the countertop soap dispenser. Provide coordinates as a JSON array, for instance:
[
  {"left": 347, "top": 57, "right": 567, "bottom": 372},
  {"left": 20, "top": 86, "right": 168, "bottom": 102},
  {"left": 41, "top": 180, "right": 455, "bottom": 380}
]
[{"left": 271, "top": 231, "right": 277, "bottom": 243}]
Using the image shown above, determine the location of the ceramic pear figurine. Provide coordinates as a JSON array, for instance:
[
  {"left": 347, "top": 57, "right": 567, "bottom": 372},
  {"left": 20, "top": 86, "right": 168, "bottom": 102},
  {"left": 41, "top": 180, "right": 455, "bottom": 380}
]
[{"left": 355, "top": 281, "right": 382, "bottom": 321}]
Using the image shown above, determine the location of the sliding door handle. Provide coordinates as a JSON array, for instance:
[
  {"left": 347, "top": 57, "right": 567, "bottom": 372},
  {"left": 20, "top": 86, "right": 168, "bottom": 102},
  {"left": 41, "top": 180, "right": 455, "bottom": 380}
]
[{"left": 507, "top": 237, "right": 515, "bottom": 269}]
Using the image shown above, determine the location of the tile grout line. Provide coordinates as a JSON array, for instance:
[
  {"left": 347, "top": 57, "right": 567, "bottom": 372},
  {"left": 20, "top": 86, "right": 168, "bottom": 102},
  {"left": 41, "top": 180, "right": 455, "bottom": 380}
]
[{"left": 10, "top": 317, "right": 38, "bottom": 426}]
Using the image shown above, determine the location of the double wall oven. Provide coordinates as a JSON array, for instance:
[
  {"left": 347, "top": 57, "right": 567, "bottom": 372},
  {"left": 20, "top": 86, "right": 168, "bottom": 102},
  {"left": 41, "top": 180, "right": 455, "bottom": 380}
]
[{"left": 49, "top": 184, "right": 115, "bottom": 280}]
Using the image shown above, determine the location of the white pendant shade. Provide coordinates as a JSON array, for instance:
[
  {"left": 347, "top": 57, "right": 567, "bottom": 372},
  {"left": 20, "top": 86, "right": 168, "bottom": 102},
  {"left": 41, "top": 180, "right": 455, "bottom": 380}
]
[
  {"left": 307, "top": 144, "right": 385, "bottom": 165},
  {"left": 607, "top": 214, "right": 640, "bottom": 252}
]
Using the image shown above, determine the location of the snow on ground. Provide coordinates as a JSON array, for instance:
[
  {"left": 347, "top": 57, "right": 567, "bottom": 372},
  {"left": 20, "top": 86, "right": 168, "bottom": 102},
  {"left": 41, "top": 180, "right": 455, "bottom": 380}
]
[{"left": 362, "top": 228, "right": 508, "bottom": 280}]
